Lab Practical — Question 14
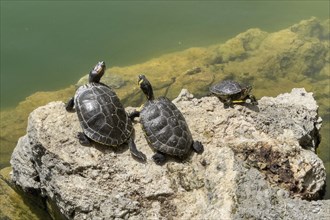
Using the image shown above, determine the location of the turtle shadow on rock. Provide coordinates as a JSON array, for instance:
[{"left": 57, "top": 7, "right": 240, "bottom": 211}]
[
  {"left": 211, "top": 94, "right": 260, "bottom": 112},
  {"left": 86, "top": 140, "right": 128, "bottom": 155},
  {"left": 243, "top": 103, "right": 260, "bottom": 112},
  {"left": 236, "top": 102, "right": 260, "bottom": 112},
  {"left": 157, "top": 146, "right": 205, "bottom": 166},
  {"left": 76, "top": 130, "right": 147, "bottom": 163}
]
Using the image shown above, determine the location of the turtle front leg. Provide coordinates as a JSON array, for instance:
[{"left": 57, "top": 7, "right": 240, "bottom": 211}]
[
  {"left": 224, "top": 98, "right": 232, "bottom": 109},
  {"left": 128, "top": 105, "right": 144, "bottom": 121},
  {"left": 128, "top": 110, "right": 140, "bottom": 121},
  {"left": 152, "top": 152, "right": 166, "bottom": 165},
  {"left": 248, "top": 94, "right": 258, "bottom": 105},
  {"left": 128, "top": 136, "right": 146, "bottom": 162},
  {"left": 65, "top": 97, "right": 75, "bottom": 112}
]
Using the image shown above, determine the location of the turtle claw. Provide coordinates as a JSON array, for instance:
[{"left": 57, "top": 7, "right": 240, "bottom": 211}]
[
  {"left": 128, "top": 137, "right": 146, "bottom": 162},
  {"left": 78, "top": 132, "right": 91, "bottom": 146},
  {"left": 132, "top": 150, "right": 147, "bottom": 162},
  {"left": 192, "top": 141, "right": 204, "bottom": 154}
]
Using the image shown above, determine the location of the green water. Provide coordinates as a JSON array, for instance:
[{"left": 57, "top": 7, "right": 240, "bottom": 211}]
[
  {"left": 0, "top": 1, "right": 329, "bottom": 219},
  {"left": 1, "top": 0, "right": 329, "bottom": 109}
]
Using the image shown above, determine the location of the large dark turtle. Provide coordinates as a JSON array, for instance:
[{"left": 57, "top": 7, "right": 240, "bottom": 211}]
[
  {"left": 130, "top": 75, "right": 203, "bottom": 165},
  {"left": 209, "top": 80, "right": 257, "bottom": 107},
  {"left": 65, "top": 61, "right": 146, "bottom": 161}
]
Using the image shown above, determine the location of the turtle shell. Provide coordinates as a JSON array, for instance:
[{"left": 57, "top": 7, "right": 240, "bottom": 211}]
[
  {"left": 140, "top": 97, "right": 193, "bottom": 157},
  {"left": 210, "top": 80, "right": 242, "bottom": 96},
  {"left": 74, "top": 82, "right": 132, "bottom": 146}
]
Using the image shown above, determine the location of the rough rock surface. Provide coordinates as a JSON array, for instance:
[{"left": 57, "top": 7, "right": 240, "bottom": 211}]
[{"left": 10, "top": 88, "right": 329, "bottom": 220}]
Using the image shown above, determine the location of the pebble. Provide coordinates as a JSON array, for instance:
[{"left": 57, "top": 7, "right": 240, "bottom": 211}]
[
  {"left": 103, "top": 173, "right": 110, "bottom": 179},
  {"left": 312, "top": 207, "right": 320, "bottom": 213}
]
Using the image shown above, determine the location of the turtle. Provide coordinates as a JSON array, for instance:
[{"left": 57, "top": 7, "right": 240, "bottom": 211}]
[
  {"left": 129, "top": 74, "right": 204, "bottom": 165},
  {"left": 65, "top": 61, "right": 146, "bottom": 161},
  {"left": 209, "top": 79, "right": 257, "bottom": 108}
]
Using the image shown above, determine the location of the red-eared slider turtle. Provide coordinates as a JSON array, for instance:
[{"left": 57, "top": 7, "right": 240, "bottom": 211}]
[
  {"left": 65, "top": 61, "right": 146, "bottom": 161},
  {"left": 209, "top": 80, "right": 257, "bottom": 108},
  {"left": 130, "top": 75, "right": 203, "bottom": 165}
]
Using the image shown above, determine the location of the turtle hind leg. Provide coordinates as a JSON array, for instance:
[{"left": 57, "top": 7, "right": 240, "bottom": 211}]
[
  {"left": 78, "top": 132, "right": 91, "bottom": 146},
  {"left": 152, "top": 152, "right": 166, "bottom": 165},
  {"left": 65, "top": 97, "right": 75, "bottom": 112},
  {"left": 223, "top": 97, "right": 233, "bottom": 108},
  {"left": 128, "top": 137, "right": 146, "bottom": 162},
  {"left": 192, "top": 141, "right": 204, "bottom": 154}
]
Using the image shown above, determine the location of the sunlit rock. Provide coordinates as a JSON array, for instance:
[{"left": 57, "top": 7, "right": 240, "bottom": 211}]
[{"left": 10, "top": 88, "right": 328, "bottom": 219}]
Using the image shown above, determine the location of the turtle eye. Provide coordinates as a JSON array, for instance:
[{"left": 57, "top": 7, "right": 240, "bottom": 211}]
[
  {"left": 94, "top": 63, "right": 105, "bottom": 74},
  {"left": 138, "top": 74, "right": 146, "bottom": 85}
]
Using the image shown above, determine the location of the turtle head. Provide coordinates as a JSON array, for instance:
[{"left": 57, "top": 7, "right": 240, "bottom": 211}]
[
  {"left": 138, "top": 74, "right": 154, "bottom": 100},
  {"left": 242, "top": 84, "right": 252, "bottom": 95},
  {"left": 89, "top": 61, "right": 106, "bottom": 83}
]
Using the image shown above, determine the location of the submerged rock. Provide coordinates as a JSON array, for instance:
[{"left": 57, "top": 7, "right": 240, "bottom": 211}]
[
  {"left": 1, "top": 17, "right": 329, "bottom": 171},
  {"left": 0, "top": 167, "right": 51, "bottom": 220},
  {"left": 10, "top": 88, "right": 328, "bottom": 219},
  {"left": 75, "top": 17, "right": 329, "bottom": 106}
]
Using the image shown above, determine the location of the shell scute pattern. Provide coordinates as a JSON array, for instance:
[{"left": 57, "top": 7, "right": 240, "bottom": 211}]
[
  {"left": 211, "top": 80, "right": 242, "bottom": 95},
  {"left": 141, "top": 97, "right": 192, "bottom": 157},
  {"left": 86, "top": 113, "right": 105, "bottom": 130},
  {"left": 75, "top": 83, "right": 132, "bottom": 146}
]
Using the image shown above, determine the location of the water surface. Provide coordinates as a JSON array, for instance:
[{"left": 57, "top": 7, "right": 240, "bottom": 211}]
[{"left": 1, "top": 0, "right": 329, "bottom": 109}]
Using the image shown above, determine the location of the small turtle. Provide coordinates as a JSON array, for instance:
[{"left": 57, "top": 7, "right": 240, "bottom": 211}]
[
  {"left": 130, "top": 75, "right": 203, "bottom": 165},
  {"left": 65, "top": 61, "right": 146, "bottom": 161},
  {"left": 209, "top": 80, "right": 257, "bottom": 107}
]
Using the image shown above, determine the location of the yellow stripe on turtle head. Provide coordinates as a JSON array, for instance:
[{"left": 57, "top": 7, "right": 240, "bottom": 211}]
[
  {"left": 138, "top": 78, "right": 144, "bottom": 86},
  {"left": 232, "top": 100, "right": 245, "bottom": 104}
]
